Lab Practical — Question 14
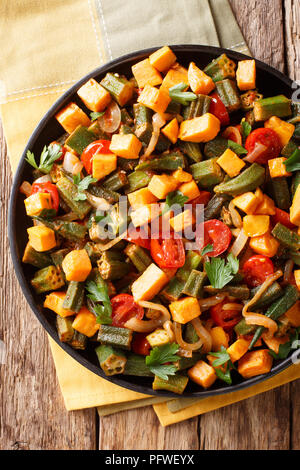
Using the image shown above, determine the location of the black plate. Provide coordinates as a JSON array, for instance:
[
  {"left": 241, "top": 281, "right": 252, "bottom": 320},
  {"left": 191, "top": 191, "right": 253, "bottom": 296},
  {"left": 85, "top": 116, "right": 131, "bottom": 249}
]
[{"left": 8, "top": 45, "right": 295, "bottom": 398}]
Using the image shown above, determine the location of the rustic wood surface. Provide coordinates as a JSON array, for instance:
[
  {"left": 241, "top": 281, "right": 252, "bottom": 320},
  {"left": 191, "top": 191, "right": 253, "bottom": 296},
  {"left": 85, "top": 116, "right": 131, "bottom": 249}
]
[{"left": 1, "top": 0, "right": 299, "bottom": 450}]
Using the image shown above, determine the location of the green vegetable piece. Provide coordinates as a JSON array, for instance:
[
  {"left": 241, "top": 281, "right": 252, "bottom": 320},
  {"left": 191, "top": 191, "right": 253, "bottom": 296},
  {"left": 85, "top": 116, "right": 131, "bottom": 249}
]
[
  {"left": 204, "top": 194, "right": 230, "bottom": 221},
  {"left": 234, "top": 318, "right": 255, "bottom": 336},
  {"left": 240, "top": 90, "right": 263, "bottom": 111},
  {"left": 162, "top": 277, "right": 186, "bottom": 301},
  {"left": 35, "top": 217, "right": 87, "bottom": 241},
  {"left": 282, "top": 140, "right": 298, "bottom": 158},
  {"left": 62, "top": 281, "right": 84, "bottom": 313},
  {"left": 169, "top": 82, "right": 197, "bottom": 106},
  {"left": 120, "top": 108, "right": 134, "bottom": 126},
  {"left": 56, "top": 316, "right": 74, "bottom": 343},
  {"left": 88, "top": 184, "right": 120, "bottom": 204},
  {"left": 289, "top": 251, "right": 300, "bottom": 267},
  {"left": 182, "top": 270, "right": 207, "bottom": 298},
  {"left": 51, "top": 248, "right": 70, "bottom": 267},
  {"left": 31, "top": 265, "right": 65, "bottom": 294},
  {"left": 215, "top": 79, "right": 241, "bottom": 112},
  {"left": 68, "top": 330, "right": 87, "bottom": 350},
  {"left": 214, "top": 163, "right": 265, "bottom": 196},
  {"left": 176, "top": 251, "right": 202, "bottom": 282},
  {"left": 184, "top": 323, "right": 199, "bottom": 345},
  {"left": 183, "top": 94, "right": 212, "bottom": 120},
  {"left": 103, "top": 170, "right": 128, "bottom": 192},
  {"left": 124, "top": 243, "right": 152, "bottom": 272},
  {"left": 97, "top": 324, "right": 133, "bottom": 350},
  {"left": 95, "top": 344, "right": 127, "bottom": 376},
  {"left": 135, "top": 152, "right": 185, "bottom": 171},
  {"left": 84, "top": 242, "right": 101, "bottom": 265},
  {"left": 204, "top": 53, "right": 236, "bottom": 82},
  {"left": 190, "top": 158, "right": 224, "bottom": 188},
  {"left": 123, "top": 354, "right": 154, "bottom": 377},
  {"left": 204, "top": 136, "right": 228, "bottom": 159},
  {"left": 292, "top": 172, "right": 300, "bottom": 197},
  {"left": 22, "top": 242, "right": 52, "bottom": 268},
  {"left": 284, "top": 148, "right": 300, "bottom": 172},
  {"left": 133, "top": 103, "right": 153, "bottom": 145},
  {"left": 272, "top": 223, "right": 300, "bottom": 250},
  {"left": 251, "top": 282, "right": 283, "bottom": 310},
  {"left": 153, "top": 374, "right": 189, "bottom": 394},
  {"left": 56, "top": 176, "right": 91, "bottom": 219},
  {"left": 97, "top": 251, "right": 130, "bottom": 281},
  {"left": 254, "top": 95, "right": 292, "bottom": 121},
  {"left": 65, "top": 125, "right": 96, "bottom": 154},
  {"left": 175, "top": 353, "right": 203, "bottom": 371},
  {"left": 125, "top": 170, "right": 152, "bottom": 193},
  {"left": 179, "top": 141, "right": 203, "bottom": 162},
  {"left": 268, "top": 177, "right": 291, "bottom": 210},
  {"left": 204, "top": 284, "right": 250, "bottom": 300},
  {"left": 100, "top": 73, "right": 134, "bottom": 106},
  {"left": 165, "top": 100, "right": 181, "bottom": 115}
]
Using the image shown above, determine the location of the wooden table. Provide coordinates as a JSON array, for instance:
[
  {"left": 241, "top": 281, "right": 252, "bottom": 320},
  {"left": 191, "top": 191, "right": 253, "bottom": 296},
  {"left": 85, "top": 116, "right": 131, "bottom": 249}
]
[{"left": 1, "top": 0, "right": 299, "bottom": 450}]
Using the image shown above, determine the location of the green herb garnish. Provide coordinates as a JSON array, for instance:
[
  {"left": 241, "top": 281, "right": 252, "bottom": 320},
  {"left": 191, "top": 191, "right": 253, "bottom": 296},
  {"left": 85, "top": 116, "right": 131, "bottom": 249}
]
[
  {"left": 205, "top": 253, "right": 239, "bottom": 289},
  {"left": 90, "top": 111, "right": 105, "bottom": 121},
  {"left": 73, "top": 174, "right": 97, "bottom": 201},
  {"left": 209, "top": 346, "right": 235, "bottom": 385},
  {"left": 161, "top": 190, "right": 189, "bottom": 216},
  {"left": 201, "top": 244, "right": 214, "bottom": 256},
  {"left": 268, "top": 328, "right": 300, "bottom": 360},
  {"left": 228, "top": 140, "right": 248, "bottom": 155},
  {"left": 284, "top": 148, "right": 300, "bottom": 172},
  {"left": 85, "top": 280, "right": 112, "bottom": 325},
  {"left": 169, "top": 82, "right": 197, "bottom": 106},
  {"left": 25, "top": 143, "right": 62, "bottom": 173},
  {"left": 241, "top": 119, "right": 252, "bottom": 139},
  {"left": 145, "top": 343, "right": 180, "bottom": 380}
]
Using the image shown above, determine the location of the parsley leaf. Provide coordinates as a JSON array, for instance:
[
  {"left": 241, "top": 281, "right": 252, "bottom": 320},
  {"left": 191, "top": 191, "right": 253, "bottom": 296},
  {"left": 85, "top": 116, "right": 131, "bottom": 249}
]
[
  {"left": 201, "top": 244, "right": 214, "bottom": 256},
  {"left": 73, "top": 175, "right": 97, "bottom": 201},
  {"left": 205, "top": 254, "right": 239, "bottom": 289},
  {"left": 146, "top": 343, "right": 180, "bottom": 380},
  {"left": 85, "top": 280, "right": 112, "bottom": 325},
  {"left": 241, "top": 119, "right": 252, "bottom": 139},
  {"left": 284, "top": 148, "right": 300, "bottom": 172},
  {"left": 169, "top": 82, "right": 197, "bottom": 106},
  {"left": 161, "top": 190, "right": 189, "bottom": 216},
  {"left": 25, "top": 143, "right": 62, "bottom": 173},
  {"left": 209, "top": 346, "right": 235, "bottom": 385},
  {"left": 268, "top": 328, "right": 300, "bottom": 360},
  {"left": 90, "top": 111, "right": 105, "bottom": 121},
  {"left": 215, "top": 366, "right": 233, "bottom": 385},
  {"left": 209, "top": 346, "right": 231, "bottom": 367},
  {"left": 228, "top": 140, "right": 248, "bottom": 155}
]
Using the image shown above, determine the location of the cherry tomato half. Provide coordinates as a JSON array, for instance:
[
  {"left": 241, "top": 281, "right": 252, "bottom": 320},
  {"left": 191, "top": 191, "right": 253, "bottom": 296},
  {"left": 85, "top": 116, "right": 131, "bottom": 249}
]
[
  {"left": 242, "top": 255, "right": 274, "bottom": 288},
  {"left": 124, "top": 226, "right": 150, "bottom": 250},
  {"left": 150, "top": 237, "right": 185, "bottom": 269},
  {"left": 81, "top": 139, "right": 112, "bottom": 174},
  {"left": 111, "top": 294, "right": 144, "bottom": 328},
  {"left": 272, "top": 207, "right": 296, "bottom": 230},
  {"left": 245, "top": 128, "right": 281, "bottom": 164},
  {"left": 31, "top": 182, "right": 60, "bottom": 212},
  {"left": 196, "top": 219, "right": 232, "bottom": 257},
  {"left": 209, "top": 92, "right": 230, "bottom": 126},
  {"left": 132, "top": 333, "right": 151, "bottom": 356},
  {"left": 210, "top": 299, "right": 242, "bottom": 331}
]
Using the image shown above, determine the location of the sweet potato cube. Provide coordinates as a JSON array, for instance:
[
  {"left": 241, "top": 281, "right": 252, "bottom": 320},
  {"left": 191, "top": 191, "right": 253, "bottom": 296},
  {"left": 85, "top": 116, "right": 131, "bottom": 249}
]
[
  {"left": 178, "top": 180, "right": 200, "bottom": 202},
  {"left": 130, "top": 203, "right": 161, "bottom": 227},
  {"left": 149, "top": 46, "right": 177, "bottom": 72},
  {"left": 138, "top": 84, "right": 171, "bottom": 114},
  {"left": 178, "top": 113, "right": 221, "bottom": 143},
  {"left": 249, "top": 232, "right": 279, "bottom": 257},
  {"left": 188, "top": 62, "right": 215, "bottom": 95},
  {"left": 217, "top": 148, "right": 246, "bottom": 178},
  {"left": 188, "top": 360, "right": 217, "bottom": 388},
  {"left": 161, "top": 63, "right": 189, "bottom": 91},
  {"left": 290, "top": 184, "right": 300, "bottom": 226},
  {"left": 128, "top": 187, "right": 158, "bottom": 209},
  {"left": 131, "top": 263, "right": 169, "bottom": 301},
  {"left": 238, "top": 349, "right": 273, "bottom": 378},
  {"left": 55, "top": 102, "right": 91, "bottom": 134},
  {"left": 44, "top": 291, "right": 74, "bottom": 318},
  {"left": 62, "top": 249, "right": 92, "bottom": 282},
  {"left": 172, "top": 168, "right": 192, "bottom": 183},
  {"left": 211, "top": 326, "right": 229, "bottom": 352},
  {"left": 148, "top": 174, "right": 179, "bottom": 199},
  {"left": 27, "top": 226, "right": 56, "bottom": 252},
  {"left": 170, "top": 297, "right": 201, "bottom": 324},
  {"left": 72, "top": 307, "right": 100, "bottom": 337},
  {"left": 232, "top": 192, "right": 259, "bottom": 215},
  {"left": 132, "top": 58, "right": 162, "bottom": 88},
  {"left": 236, "top": 60, "right": 256, "bottom": 91},
  {"left": 77, "top": 78, "right": 111, "bottom": 112},
  {"left": 24, "top": 192, "right": 52, "bottom": 217},
  {"left": 295, "top": 270, "right": 300, "bottom": 291},
  {"left": 265, "top": 116, "right": 295, "bottom": 147},
  {"left": 109, "top": 133, "right": 142, "bottom": 159},
  {"left": 161, "top": 118, "right": 179, "bottom": 144},
  {"left": 243, "top": 215, "right": 270, "bottom": 237},
  {"left": 268, "top": 157, "right": 291, "bottom": 178},
  {"left": 255, "top": 194, "right": 276, "bottom": 215},
  {"left": 284, "top": 301, "right": 300, "bottom": 327},
  {"left": 169, "top": 209, "right": 195, "bottom": 233},
  {"left": 92, "top": 153, "right": 117, "bottom": 180},
  {"left": 227, "top": 338, "right": 250, "bottom": 363}
]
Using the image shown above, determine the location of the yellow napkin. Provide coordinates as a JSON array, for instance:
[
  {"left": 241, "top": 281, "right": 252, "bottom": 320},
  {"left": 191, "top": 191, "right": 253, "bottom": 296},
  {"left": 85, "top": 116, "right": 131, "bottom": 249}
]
[{"left": 2, "top": 0, "right": 299, "bottom": 423}]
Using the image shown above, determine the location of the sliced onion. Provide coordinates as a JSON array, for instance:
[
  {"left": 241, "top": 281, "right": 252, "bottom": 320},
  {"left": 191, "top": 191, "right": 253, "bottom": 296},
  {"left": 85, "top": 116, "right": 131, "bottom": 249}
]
[
  {"left": 85, "top": 193, "right": 112, "bottom": 211},
  {"left": 244, "top": 141, "right": 267, "bottom": 163},
  {"left": 245, "top": 313, "right": 278, "bottom": 338},
  {"left": 34, "top": 174, "right": 52, "bottom": 184},
  {"left": 137, "top": 301, "right": 170, "bottom": 322},
  {"left": 96, "top": 231, "right": 128, "bottom": 251},
  {"left": 222, "top": 126, "right": 242, "bottom": 145},
  {"left": 230, "top": 228, "right": 248, "bottom": 257},
  {"left": 19, "top": 181, "right": 32, "bottom": 197},
  {"left": 222, "top": 303, "right": 243, "bottom": 311},
  {"left": 163, "top": 320, "right": 175, "bottom": 342},
  {"left": 198, "top": 294, "right": 226, "bottom": 311},
  {"left": 98, "top": 101, "right": 121, "bottom": 133},
  {"left": 63, "top": 151, "right": 80, "bottom": 173},
  {"left": 124, "top": 317, "right": 161, "bottom": 333},
  {"left": 231, "top": 228, "right": 241, "bottom": 238},
  {"left": 242, "top": 270, "right": 283, "bottom": 319},
  {"left": 191, "top": 317, "right": 212, "bottom": 353},
  {"left": 72, "top": 161, "right": 84, "bottom": 175},
  {"left": 229, "top": 200, "right": 242, "bottom": 228},
  {"left": 144, "top": 113, "right": 166, "bottom": 157},
  {"left": 173, "top": 322, "right": 203, "bottom": 351}
]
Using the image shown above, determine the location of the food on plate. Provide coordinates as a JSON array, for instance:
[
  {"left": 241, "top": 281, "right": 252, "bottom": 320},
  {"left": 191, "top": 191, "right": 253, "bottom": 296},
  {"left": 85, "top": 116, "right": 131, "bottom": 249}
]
[{"left": 20, "top": 46, "right": 300, "bottom": 393}]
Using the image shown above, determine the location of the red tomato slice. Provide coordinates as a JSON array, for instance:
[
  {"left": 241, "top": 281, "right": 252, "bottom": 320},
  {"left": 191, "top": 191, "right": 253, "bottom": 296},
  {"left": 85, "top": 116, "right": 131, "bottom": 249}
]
[
  {"left": 272, "top": 207, "right": 296, "bottom": 230},
  {"left": 132, "top": 333, "right": 151, "bottom": 356},
  {"left": 210, "top": 299, "right": 242, "bottom": 331},
  {"left": 111, "top": 294, "right": 144, "bottom": 328},
  {"left": 150, "top": 237, "right": 185, "bottom": 269},
  {"left": 196, "top": 219, "right": 232, "bottom": 257},
  {"left": 81, "top": 139, "right": 112, "bottom": 174},
  {"left": 245, "top": 128, "right": 281, "bottom": 164},
  {"left": 242, "top": 255, "right": 274, "bottom": 288},
  {"left": 209, "top": 92, "right": 230, "bottom": 126},
  {"left": 31, "top": 182, "right": 59, "bottom": 212},
  {"left": 124, "top": 226, "right": 150, "bottom": 250}
]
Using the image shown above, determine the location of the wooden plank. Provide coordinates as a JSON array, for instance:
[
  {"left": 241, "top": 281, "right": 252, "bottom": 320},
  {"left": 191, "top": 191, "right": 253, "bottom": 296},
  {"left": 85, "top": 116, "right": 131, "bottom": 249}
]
[
  {"left": 99, "top": 407, "right": 199, "bottom": 450},
  {"left": 284, "top": 0, "right": 300, "bottom": 80},
  {"left": 0, "top": 123, "right": 97, "bottom": 450},
  {"left": 230, "top": 0, "right": 286, "bottom": 71}
]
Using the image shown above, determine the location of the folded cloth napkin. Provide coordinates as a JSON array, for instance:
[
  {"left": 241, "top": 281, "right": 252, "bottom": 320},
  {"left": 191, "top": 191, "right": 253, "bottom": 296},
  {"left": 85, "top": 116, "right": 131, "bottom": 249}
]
[{"left": 2, "top": 0, "right": 299, "bottom": 424}]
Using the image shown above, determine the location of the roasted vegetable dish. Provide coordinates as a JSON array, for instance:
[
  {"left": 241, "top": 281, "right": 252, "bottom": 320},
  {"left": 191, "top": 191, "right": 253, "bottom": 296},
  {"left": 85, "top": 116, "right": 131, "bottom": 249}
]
[{"left": 20, "top": 46, "right": 300, "bottom": 394}]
